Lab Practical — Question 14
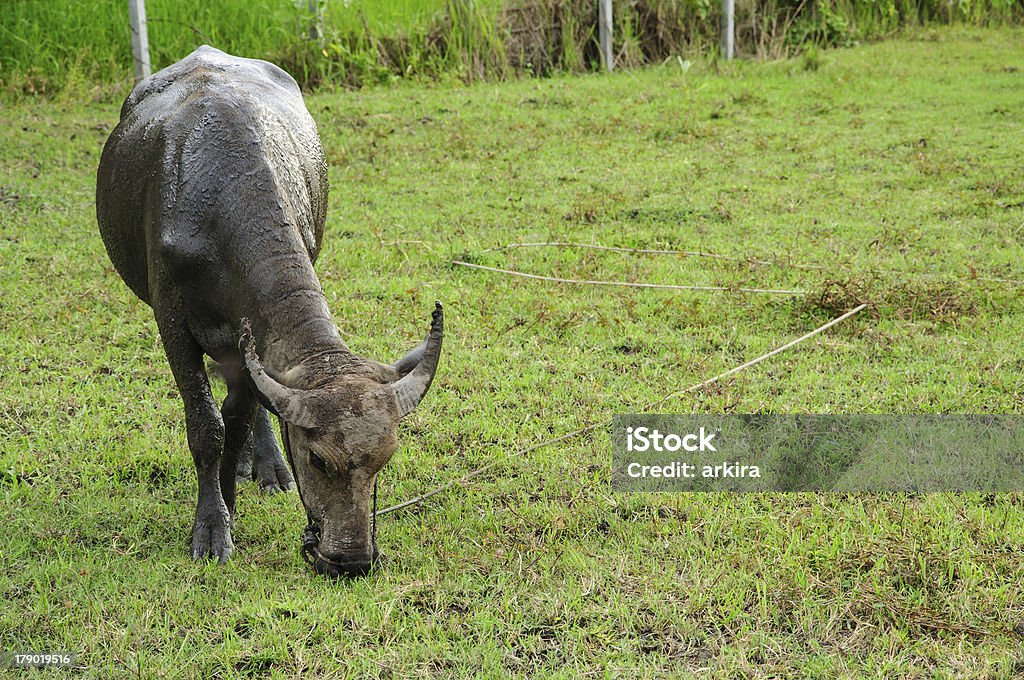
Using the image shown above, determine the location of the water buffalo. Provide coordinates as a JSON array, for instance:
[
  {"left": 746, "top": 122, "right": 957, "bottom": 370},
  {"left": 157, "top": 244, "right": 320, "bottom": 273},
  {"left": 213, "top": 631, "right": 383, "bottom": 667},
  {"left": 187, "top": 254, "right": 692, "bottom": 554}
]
[{"left": 96, "top": 46, "right": 442, "bottom": 577}]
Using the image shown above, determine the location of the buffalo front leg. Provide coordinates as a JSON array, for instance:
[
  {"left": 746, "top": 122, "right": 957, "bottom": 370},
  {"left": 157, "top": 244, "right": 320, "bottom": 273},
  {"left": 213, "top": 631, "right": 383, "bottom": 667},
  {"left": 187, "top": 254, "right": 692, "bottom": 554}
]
[
  {"left": 154, "top": 306, "right": 233, "bottom": 563},
  {"left": 234, "top": 407, "right": 294, "bottom": 493},
  {"left": 250, "top": 408, "right": 295, "bottom": 493},
  {"left": 235, "top": 435, "right": 254, "bottom": 487}
]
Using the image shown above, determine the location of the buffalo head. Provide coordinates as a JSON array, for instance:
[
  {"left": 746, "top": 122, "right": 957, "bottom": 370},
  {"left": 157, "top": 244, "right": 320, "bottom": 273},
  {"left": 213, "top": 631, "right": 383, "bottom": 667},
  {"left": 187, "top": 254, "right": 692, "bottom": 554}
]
[{"left": 239, "top": 302, "right": 443, "bottom": 578}]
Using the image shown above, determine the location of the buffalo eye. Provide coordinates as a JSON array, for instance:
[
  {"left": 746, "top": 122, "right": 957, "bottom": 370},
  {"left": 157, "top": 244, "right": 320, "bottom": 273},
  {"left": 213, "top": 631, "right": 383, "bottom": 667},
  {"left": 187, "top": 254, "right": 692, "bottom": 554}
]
[{"left": 309, "top": 451, "right": 328, "bottom": 473}]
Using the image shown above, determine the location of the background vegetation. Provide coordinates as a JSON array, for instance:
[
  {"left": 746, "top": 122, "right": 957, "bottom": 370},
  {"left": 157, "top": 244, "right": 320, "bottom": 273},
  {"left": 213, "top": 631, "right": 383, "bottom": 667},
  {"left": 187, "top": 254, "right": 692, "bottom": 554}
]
[
  {"left": 2, "top": 28, "right": 1023, "bottom": 676},
  {"left": 2, "top": 0, "right": 1024, "bottom": 94}
]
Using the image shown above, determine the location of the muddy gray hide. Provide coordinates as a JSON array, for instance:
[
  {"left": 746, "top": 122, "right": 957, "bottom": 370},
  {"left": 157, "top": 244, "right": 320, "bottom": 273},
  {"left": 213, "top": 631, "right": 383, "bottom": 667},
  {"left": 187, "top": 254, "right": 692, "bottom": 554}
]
[{"left": 96, "top": 46, "right": 443, "bottom": 577}]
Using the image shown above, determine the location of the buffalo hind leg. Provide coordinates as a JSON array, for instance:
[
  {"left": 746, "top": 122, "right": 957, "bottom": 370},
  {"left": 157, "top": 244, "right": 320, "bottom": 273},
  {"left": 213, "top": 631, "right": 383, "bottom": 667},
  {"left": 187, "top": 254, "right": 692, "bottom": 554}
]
[
  {"left": 220, "top": 368, "right": 258, "bottom": 519},
  {"left": 153, "top": 300, "right": 233, "bottom": 563}
]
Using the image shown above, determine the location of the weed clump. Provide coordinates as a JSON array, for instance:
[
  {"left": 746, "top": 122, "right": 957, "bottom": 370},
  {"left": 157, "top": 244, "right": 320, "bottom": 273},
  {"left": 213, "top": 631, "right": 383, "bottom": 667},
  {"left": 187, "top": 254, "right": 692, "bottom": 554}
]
[{"left": 806, "top": 276, "right": 984, "bottom": 325}]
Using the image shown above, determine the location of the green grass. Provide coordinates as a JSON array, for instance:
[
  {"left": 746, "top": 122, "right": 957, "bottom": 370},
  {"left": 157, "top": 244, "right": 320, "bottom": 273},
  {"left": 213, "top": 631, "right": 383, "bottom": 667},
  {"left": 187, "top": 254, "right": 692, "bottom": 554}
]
[
  {"left": 4, "top": 0, "right": 1024, "bottom": 94},
  {"left": 2, "top": 27, "right": 1024, "bottom": 677}
]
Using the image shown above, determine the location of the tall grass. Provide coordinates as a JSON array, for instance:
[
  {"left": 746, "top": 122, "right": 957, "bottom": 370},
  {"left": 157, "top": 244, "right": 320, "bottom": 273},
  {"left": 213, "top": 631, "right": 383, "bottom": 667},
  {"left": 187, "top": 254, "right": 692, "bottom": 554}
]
[{"left": 1, "top": 0, "right": 1022, "bottom": 96}]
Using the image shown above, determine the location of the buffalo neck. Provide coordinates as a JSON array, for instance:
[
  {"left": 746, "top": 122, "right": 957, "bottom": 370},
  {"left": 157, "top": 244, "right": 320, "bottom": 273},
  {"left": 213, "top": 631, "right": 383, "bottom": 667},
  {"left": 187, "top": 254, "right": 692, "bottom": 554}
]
[{"left": 242, "top": 247, "right": 351, "bottom": 375}]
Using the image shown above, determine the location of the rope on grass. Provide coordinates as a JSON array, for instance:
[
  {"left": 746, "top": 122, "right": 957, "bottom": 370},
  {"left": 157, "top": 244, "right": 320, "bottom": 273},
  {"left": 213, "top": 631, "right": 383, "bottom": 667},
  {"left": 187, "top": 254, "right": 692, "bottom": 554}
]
[
  {"left": 481, "top": 240, "right": 829, "bottom": 271},
  {"left": 483, "top": 240, "right": 1024, "bottom": 287},
  {"left": 375, "top": 303, "right": 869, "bottom": 517},
  {"left": 451, "top": 261, "right": 807, "bottom": 296}
]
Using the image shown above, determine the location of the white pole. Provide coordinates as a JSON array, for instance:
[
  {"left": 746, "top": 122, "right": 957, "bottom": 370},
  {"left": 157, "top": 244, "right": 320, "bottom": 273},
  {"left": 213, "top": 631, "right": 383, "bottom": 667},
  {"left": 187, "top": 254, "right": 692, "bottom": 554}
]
[
  {"left": 307, "top": 0, "right": 322, "bottom": 41},
  {"left": 598, "top": 0, "right": 613, "bottom": 71},
  {"left": 721, "top": 0, "right": 734, "bottom": 60},
  {"left": 128, "top": 0, "right": 152, "bottom": 83}
]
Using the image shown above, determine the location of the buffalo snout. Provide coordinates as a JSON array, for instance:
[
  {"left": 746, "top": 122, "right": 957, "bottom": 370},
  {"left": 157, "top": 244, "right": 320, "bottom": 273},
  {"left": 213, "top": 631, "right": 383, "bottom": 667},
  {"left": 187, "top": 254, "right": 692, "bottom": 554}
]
[
  {"left": 302, "top": 524, "right": 379, "bottom": 578},
  {"left": 311, "top": 548, "right": 380, "bottom": 579}
]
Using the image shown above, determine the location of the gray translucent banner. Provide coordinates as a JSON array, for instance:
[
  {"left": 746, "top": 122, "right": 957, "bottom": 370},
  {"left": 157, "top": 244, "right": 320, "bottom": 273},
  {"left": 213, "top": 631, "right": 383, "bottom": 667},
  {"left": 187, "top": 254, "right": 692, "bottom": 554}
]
[{"left": 611, "top": 415, "right": 1024, "bottom": 492}]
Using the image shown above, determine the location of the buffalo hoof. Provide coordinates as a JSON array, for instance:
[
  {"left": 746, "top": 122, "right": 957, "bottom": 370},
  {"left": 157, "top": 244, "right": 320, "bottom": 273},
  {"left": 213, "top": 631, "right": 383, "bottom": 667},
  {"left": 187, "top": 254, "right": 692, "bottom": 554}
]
[
  {"left": 254, "top": 461, "right": 294, "bottom": 494},
  {"left": 235, "top": 461, "right": 254, "bottom": 488},
  {"left": 248, "top": 407, "right": 294, "bottom": 493},
  {"left": 253, "top": 446, "right": 294, "bottom": 494},
  {"left": 191, "top": 506, "right": 234, "bottom": 564}
]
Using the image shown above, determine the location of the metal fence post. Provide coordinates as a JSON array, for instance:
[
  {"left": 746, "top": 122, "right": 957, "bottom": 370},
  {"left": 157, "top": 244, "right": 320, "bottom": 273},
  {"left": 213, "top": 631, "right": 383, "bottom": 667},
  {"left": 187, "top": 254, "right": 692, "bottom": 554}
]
[
  {"left": 307, "top": 0, "right": 324, "bottom": 41},
  {"left": 598, "top": 0, "right": 613, "bottom": 71},
  {"left": 128, "top": 0, "right": 151, "bottom": 83},
  {"left": 721, "top": 0, "right": 734, "bottom": 60}
]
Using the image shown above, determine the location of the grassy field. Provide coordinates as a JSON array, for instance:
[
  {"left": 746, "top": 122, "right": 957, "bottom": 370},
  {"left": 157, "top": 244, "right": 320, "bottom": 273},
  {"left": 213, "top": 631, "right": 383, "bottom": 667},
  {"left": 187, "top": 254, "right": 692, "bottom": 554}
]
[
  {"left": 4, "top": 0, "right": 1023, "bottom": 94},
  {"left": 2, "top": 27, "right": 1024, "bottom": 677},
  {"left": 0, "top": 0, "right": 466, "bottom": 94}
]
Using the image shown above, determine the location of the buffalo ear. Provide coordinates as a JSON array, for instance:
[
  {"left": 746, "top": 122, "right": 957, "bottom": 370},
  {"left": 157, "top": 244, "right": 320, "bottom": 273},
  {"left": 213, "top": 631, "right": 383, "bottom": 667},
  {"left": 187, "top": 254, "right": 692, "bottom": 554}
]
[
  {"left": 209, "top": 357, "right": 283, "bottom": 418},
  {"left": 368, "top": 337, "right": 427, "bottom": 384},
  {"left": 391, "top": 302, "right": 443, "bottom": 418},
  {"left": 393, "top": 340, "right": 427, "bottom": 377},
  {"left": 248, "top": 378, "right": 283, "bottom": 418},
  {"left": 239, "top": 318, "right": 319, "bottom": 428}
]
